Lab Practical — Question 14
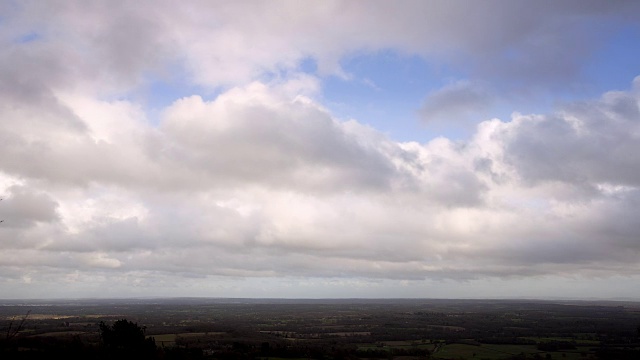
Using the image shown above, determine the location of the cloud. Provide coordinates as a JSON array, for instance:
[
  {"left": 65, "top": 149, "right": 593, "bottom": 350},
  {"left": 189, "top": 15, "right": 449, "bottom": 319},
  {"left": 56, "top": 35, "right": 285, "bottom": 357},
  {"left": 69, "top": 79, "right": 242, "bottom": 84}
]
[
  {"left": 1, "top": 77, "right": 640, "bottom": 290},
  {"left": 420, "top": 80, "right": 494, "bottom": 124},
  {"left": 500, "top": 77, "right": 640, "bottom": 188},
  {"left": 0, "top": 186, "right": 59, "bottom": 228},
  {"left": 2, "top": 1, "right": 640, "bottom": 298},
  {"left": 159, "top": 82, "right": 399, "bottom": 192},
  {"left": 5, "top": 1, "right": 640, "bottom": 92}
]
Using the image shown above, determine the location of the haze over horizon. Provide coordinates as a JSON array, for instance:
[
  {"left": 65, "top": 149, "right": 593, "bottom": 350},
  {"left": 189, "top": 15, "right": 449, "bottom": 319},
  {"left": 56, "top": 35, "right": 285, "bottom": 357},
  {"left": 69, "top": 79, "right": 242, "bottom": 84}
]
[{"left": 2, "top": 1, "right": 640, "bottom": 300}]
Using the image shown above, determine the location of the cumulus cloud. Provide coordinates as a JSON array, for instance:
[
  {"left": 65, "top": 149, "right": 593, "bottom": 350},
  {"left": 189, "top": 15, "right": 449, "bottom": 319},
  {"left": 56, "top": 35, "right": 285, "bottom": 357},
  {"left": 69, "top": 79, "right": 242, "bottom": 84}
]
[
  {"left": 1, "top": 1, "right": 640, "bottom": 298},
  {"left": 2, "top": 77, "right": 640, "bottom": 290},
  {"left": 159, "top": 83, "right": 400, "bottom": 192},
  {"left": 502, "top": 81, "right": 640, "bottom": 187}
]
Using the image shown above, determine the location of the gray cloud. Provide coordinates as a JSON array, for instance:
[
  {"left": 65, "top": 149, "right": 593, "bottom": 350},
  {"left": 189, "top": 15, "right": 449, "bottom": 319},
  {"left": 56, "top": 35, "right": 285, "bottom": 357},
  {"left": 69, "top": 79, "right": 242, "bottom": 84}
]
[
  {"left": 5, "top": 1, "right": 639, "bottom": 91},
  {"left": 1, "top": 1, "right": 640, "bottom": 298},
  {"left": 420, "top": 81, "right": 494, "bottom": 124},
  {"left": 0, "top": 186, "right": 59, "bottom": 228},
  {"left": 502, "top": 79, "right": 640, "bottom": 187},
  {"left": 159, "top": 91, "right": 399, "bottom": 192},
  {"left": 3, "top": 75, "right": 640, "bottom": 294},
  {"left": 3, "top": 76, "right": 640, "bottom": 279}
]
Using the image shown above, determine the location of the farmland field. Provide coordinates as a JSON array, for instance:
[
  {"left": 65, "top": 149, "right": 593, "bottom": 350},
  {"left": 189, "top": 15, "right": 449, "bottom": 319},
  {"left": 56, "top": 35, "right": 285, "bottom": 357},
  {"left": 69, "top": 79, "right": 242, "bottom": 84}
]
[{"left": 1, "top": 298, "right": 639, "bottom": 359}]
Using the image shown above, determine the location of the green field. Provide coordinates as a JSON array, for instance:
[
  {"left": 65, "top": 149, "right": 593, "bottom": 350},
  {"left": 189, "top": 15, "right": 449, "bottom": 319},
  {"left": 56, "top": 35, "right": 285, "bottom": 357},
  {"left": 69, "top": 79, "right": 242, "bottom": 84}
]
[
  {"left": 2, "top": 298, "right": 639, "bottom": 359},
  {"left": 358, "top": 341, "right": 436, "bottom": 352},
  {"left": 521, "top": 336, "right": 600, "bottom": 345},
  {"left": 434, "top": 343, "right": 540, "bottom": 359},
  {"left": 151, "top": 332, "right": 224, "bottom": 346},
  {"left": 432, "top": 343, "right": 597, "bottom": 360},
  {"left": 29, "top": 331, "right": 87, "bottom": 337}
]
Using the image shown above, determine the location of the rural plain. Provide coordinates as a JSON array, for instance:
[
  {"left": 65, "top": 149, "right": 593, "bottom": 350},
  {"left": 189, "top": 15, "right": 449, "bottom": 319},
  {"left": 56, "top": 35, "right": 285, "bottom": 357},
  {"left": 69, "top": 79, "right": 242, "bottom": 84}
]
[{"left": 2, "top": 298, "right": 640, "bottom": 359}]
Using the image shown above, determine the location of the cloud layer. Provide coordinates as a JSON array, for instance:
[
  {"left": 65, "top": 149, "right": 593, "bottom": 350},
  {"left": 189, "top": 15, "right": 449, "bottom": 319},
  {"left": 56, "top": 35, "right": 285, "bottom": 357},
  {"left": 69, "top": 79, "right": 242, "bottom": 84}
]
[{"left": 1, "top": 1, "right": 640, "bottom": 298}]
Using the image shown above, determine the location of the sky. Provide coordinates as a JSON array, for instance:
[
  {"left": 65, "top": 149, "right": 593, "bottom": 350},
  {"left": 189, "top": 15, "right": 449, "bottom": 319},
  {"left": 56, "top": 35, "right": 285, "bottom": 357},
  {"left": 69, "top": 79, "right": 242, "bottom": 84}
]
[{"left": 1, "top": 0, "right": 640, "bottom": 300}]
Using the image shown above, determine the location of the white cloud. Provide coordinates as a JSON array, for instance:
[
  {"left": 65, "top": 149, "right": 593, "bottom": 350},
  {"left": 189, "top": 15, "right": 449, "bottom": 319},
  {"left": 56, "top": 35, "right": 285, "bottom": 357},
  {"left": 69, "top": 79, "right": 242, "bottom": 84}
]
[
  {"left": 500, "top": 89, "right": 640, "bottom": 188},
  {"left": 1, "top": 77, "right": 639, "bottom": 292},
  {"left": 158, "top": 81, "right": 400, "bottom": 192},
  {"left": 2, "top": 1, "right": 640, "bottom": 298},
  {"left": 6, "top": 1, "right": 639, "bottom": 93}
]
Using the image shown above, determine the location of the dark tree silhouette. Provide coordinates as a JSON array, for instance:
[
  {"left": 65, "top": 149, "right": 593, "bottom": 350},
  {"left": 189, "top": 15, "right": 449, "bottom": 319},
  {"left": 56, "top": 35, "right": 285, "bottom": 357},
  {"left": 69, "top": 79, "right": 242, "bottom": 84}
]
[
  {"left": 99, "top": 319, "right": 156, "bottom": 358},
  {"left": 5, "top": 310, "right": 30, "bottom": 341}
]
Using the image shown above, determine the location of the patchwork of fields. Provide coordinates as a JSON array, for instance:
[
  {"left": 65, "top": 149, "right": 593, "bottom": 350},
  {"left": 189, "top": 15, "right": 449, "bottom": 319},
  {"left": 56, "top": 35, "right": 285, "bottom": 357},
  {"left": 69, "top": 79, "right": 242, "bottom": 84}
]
[{"left": 1, "top": 298, "right": 639, "bottom": 359}]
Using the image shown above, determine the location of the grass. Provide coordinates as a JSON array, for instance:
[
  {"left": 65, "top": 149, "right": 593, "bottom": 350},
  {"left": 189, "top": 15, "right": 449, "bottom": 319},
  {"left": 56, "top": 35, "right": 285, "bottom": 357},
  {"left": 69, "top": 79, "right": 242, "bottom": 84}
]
[
  {"left": 29, "top": 331, "right": 87, "bottom": 337},
  {"left": 521, "top": 336, "right": 600, "bottom": 345},
  {"left": 434, "top": 343, "right": 542, "bottom": 360},
  {"left": 151, "top": 332, "right": 217, "bottom": 347},
  {"left": 433, "top": 343, "right": 598, "bottom": 360},
  {"left": 434, "top": 343, "right": 505, "bottom": 359},
  {"left": 152, "top": 334, "right": 177, "bottom": 342}
]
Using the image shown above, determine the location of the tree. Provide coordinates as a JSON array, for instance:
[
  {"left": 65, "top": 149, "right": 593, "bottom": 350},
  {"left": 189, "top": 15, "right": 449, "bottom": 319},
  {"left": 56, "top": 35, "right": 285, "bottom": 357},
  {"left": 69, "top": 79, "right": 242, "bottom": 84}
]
[
  {"left": 99, "top": 319, "right": 156, "bottom": 358},
  {"left": 5, "top": 310, "right": 30, "bottom": 341}
]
